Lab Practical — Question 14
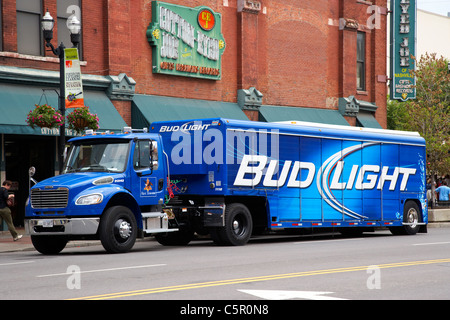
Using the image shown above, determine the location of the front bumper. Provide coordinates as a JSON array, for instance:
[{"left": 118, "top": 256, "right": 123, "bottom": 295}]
[{"left": 25, "top": 218, "right": 100, "bottom": 236}]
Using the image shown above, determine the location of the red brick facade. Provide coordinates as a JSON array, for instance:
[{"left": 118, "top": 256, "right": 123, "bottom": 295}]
[
  {"left": 0, "top": 0, "right": 390, "bottom": 225},
  {"left": 0, "top": 0, "right": 388, "bottom": 127}
]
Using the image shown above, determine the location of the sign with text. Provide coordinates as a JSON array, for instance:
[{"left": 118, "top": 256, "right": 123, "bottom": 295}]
[
  {"left": 64, "top": 48, "right": 84, "bottom": 108},
  {"left": 146, "top": 1, "right": 226, "bottom": 80},
  {"left": 390, "top": 0, "right": 416, "bottom": 101}
]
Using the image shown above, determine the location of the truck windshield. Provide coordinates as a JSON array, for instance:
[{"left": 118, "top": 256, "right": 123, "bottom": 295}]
[{"left": 63, "top": 140, "right": 130, "bottom": 173}]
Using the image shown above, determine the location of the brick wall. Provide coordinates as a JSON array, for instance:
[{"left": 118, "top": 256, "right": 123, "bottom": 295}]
[
  {"left": 122, "top": 0, "right": 387, "bottom": 126},
  {"left": 2, "top": 0, "right": 17, "bottom": 53},
  {"left": 0, "top": 0, "right": 388, "bottom": 127},
  {"left": 110, "top": 100, "right": 131, "bottom": 126}
]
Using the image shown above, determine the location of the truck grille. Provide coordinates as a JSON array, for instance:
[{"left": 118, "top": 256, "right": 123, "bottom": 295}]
[{"left": 31, "top": 188, "right": 69, "bottom": 209}]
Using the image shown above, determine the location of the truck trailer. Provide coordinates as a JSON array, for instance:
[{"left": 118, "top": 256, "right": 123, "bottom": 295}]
[{"left": 25, "top": 118, "right": 427, "bottom": 254}]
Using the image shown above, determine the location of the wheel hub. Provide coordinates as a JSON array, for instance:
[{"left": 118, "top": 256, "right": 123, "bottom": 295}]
[
  {"left": 116, "top": 219, "right": 132, "bottom": 239},
  {"left": 232, "top": 217, "right": 245, "bottom": 235},
  {"left": 407, "top": 208, "right": 418, "bottom": 227},
  {"left": 233, "top": 220, "right": 240, "bottom": 232}
]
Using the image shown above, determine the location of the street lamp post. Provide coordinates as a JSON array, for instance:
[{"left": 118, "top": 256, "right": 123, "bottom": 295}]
[{"left": 41, "top": 10, "right": 81, "bottom": 173}]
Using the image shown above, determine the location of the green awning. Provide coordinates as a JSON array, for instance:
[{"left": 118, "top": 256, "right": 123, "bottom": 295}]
[
  {"left": 356, "top": 112, "right": 383, "bottom": 129},
  {"left": 259, "top": 105, "right": 350, "bottom": 126},
  {"left": 0, "top": 84, "right": 126, "bottom": 135},
  {"left": 82, "top": 91, "right": 128, "bottom": 131},
  {"left": 132, "top": 94, "right": 249, "bottom": 128}
]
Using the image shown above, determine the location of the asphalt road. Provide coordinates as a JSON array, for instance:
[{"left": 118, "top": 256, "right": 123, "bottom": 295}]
[{"left": 1, "top": 227, "right": 450, "bottom": 304}]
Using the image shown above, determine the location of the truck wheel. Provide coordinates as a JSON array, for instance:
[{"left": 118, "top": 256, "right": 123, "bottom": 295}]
[
  {"left": 99, "top": 206, "right": 137, "bottom": 253},
  {"left": 31, "top": 235, "right": 68, "bottom": 255},
  {"left": 389, "top": 201, "right": 421, "bottom": 235},
  {"left": 211, "top": 203, "right": 253, "bottom": 246}
]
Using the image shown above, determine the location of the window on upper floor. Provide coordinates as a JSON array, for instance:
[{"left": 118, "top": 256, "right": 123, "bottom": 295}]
[
  {"left": 16, "top": 0, "right": 82, "bottom": 57},
  {"left": 57, "top": 0, "right": 82, "bottom": 59},
  {"left": 357, "top": 31, "right": 366, "bottom": 91},
  {"left": 16, "top": 0, "right": 43, "bottom": 56}
]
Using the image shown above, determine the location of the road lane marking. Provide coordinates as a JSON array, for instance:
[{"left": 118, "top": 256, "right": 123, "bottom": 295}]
[
  {"left": 412, "top": 242, "right": 450, "bottom": 246},
  {"left": 239, "top": 289, "right": 347, "bottom": 300},
  {"left": 70, "top": 258, "right": 450, "bottom": 300},
  {"left": 37, "top": 264, "right": 166, "bottom": 278},
  {"left": 0, "top": 261, "right": 35, "bottom": 267}
]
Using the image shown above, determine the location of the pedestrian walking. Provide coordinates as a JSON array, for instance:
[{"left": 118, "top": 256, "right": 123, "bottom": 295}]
[{"left": 0, "top": 180, "right": 22, "bottom": 241}]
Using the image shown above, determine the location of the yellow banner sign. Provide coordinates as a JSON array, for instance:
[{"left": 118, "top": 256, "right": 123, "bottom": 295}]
[{"left": 64, "top": 48, "right": 84, "bottom": 108}]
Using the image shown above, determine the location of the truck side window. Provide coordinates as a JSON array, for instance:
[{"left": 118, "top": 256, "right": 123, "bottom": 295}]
[
  {"left": 133, "top": 140, "right": 150, "bottom": 170},
  {"left": 150, "top": 140, "right": 159, "bottom": 170}
]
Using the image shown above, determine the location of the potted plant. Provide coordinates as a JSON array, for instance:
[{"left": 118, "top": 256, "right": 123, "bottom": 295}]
[
  {"left": 26, "top": 104, "right": 64, "bottom": 129},
  {"left": 66, "top": 106, "right": 99, "bottom": 134}
]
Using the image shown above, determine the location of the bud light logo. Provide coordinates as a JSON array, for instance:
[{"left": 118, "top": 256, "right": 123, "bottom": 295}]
[{"left": 233, "top": 142, "right": 417, "bottom": 219}]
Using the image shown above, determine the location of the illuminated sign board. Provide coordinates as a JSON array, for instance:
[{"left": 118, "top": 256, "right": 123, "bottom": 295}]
[
  {"left": 390, "top": 0, "right": 416, "bottom": 101},
  {"left": 147, "top": 1, "right": 226, "bottom": 80}
]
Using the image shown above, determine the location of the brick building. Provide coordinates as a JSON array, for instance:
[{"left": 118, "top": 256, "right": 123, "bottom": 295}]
[{"left": 0, "top": 0, "right": 388, "bottom": 225}]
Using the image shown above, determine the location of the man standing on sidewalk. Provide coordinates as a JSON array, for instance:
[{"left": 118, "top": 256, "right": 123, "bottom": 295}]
[
  {"left": 0, "top": 180, "right": 22, "bottom": 241},
  {"left": 436, "top": 181, "right": 450, "bottom": 202}
]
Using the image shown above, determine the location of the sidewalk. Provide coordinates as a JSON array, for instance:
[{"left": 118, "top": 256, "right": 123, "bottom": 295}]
[
  {"left": 0, "top": 227, "right": 102, "bottom": 253},
  {"left": 0, "top": 227, "right": 34, "bottom": 253}
]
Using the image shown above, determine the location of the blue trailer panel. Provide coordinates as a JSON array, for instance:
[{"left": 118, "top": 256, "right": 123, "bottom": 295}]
[{"left": 151, "top": 118, "right": 427, "bottom": 231}]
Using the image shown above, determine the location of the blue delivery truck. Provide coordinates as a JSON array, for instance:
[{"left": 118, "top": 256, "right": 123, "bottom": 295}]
[{"left": 25, "top": 118, "right": 427, "bottom": 254}]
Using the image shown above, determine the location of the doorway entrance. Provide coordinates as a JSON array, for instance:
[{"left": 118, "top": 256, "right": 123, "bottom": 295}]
[{"left": 4, "top": 135, "right": 56, "bottom": 226}]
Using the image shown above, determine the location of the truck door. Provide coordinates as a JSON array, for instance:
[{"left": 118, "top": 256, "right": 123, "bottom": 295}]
[{"left": 130, "top": 139, "right": 166, "bottom": 206}]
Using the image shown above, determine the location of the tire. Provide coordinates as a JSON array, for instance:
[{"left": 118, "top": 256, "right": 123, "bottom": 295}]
[
  {"left": 389, "top": 201, "right": 421, "bottom": 235},
  {"left": 211, "top": 203, "right": 253, "bottom": 246},
  {"left": 31, "top": 235, "right": 68, "bottom": 255},
  {"left": 99, "top": 206, "right": 137, "bottom": 253}
]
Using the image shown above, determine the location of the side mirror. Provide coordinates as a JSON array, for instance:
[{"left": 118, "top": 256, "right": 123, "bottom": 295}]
[{"left": 28, "top": 166, "right": 37, "bottom": 189}]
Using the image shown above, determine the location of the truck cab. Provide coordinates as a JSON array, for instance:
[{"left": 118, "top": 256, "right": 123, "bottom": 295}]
[{"left": 25, "top": 129, "right": 176, "bottom": 254}]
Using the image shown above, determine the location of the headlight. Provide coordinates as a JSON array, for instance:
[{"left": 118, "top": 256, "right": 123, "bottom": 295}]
[{"left": 76, "top": 193, "right": 103, "bottom": 205}]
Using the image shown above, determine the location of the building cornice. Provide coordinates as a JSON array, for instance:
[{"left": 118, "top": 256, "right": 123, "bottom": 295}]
[{"left": 0, "top": 65, "right": 135, "bottom": 100}]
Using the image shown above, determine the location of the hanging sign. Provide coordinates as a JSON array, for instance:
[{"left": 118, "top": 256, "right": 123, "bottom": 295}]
[
  {"left": 64, "top": 48, "right": 84, "bottom": 108},
  {"left": 146, "top": 1, "right": 226, "bottom": 80},
  {"left": 390, "top": 0, "right": 416, "bottom": 101}
]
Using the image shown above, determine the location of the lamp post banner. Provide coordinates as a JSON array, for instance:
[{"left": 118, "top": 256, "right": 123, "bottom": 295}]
[
  {"left": 64, "top": 48, "right": 84, "bottom": 108},
  {"left": 390, "top": 0, "right": 416, "bottom": 101}
]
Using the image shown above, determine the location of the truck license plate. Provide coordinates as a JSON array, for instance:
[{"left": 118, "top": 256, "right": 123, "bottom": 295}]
[{"left": 41, "top": 220, "right": 54, "bottom": 228}]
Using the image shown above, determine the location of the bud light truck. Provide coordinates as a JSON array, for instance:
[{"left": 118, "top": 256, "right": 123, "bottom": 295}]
[{"left": 25, "top": 118, "right": 427, "bottom": 254}]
